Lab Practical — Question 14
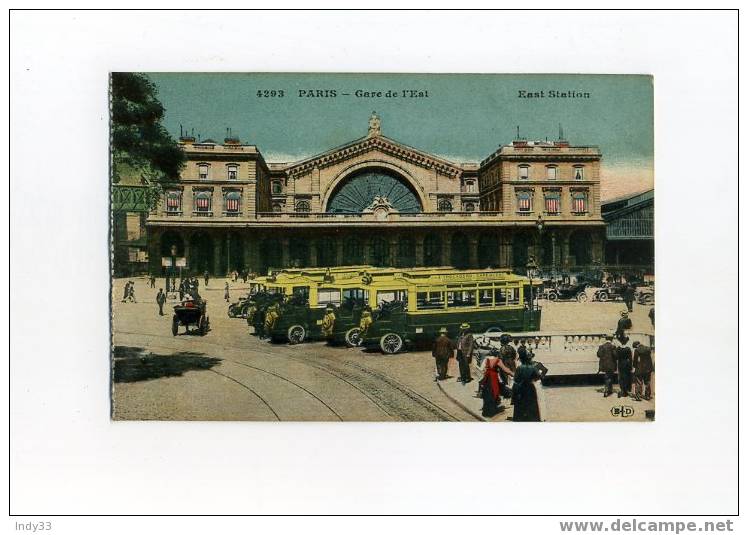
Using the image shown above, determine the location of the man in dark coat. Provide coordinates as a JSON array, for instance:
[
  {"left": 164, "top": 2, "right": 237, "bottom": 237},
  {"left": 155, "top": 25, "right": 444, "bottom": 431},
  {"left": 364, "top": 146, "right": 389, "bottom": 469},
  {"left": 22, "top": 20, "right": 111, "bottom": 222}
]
[
  {"left": 121, "top": 281, "right": 130, "bottom": 303},
  {"left": 632, "top": 341, "right": 654, "bottom": 401},
  {"left": 432, "top": 327, "right": 455, "bottom": 380},
  {"left": 648, "top": 307, "right": 655, "bottom": 327},
  {"left": 204, "top": 270, "right": 210, "bottom": 287},
  {"left": 456, "top": 323, "right": 475, "bottom": 383},
  {"left": 156, "top": 288, "right": 167, "bottom": 316},
  {"left": 596, "top": 334, "right": 617, "bottom": 397},
  {"left": 615, "top": 311, "right": 632, "bottom": 339},
  {"left": 623, "top": 283, "right": 635, "bottom": 312},
  {"left": 616, "top": 336, "right": 634, "bottom": 398}
]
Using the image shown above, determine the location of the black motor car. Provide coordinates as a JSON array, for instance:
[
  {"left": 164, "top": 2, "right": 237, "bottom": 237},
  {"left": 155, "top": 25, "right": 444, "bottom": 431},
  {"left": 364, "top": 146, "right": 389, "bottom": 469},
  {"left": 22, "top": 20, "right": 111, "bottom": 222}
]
[{"left": 544, "top": 281, "right": 590, "bottom": 302}]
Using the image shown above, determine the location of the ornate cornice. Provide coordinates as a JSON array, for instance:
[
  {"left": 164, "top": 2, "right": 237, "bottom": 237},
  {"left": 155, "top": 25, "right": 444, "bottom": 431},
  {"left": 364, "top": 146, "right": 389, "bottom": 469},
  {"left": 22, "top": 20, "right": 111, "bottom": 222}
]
[{"left": 285, "top": 135, "right": 462, "bottom": 179}]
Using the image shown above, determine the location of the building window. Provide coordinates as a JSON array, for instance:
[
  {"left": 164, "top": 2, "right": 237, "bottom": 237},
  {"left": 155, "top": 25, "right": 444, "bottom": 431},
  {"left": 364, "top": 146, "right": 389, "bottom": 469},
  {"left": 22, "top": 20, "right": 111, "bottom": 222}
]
[
  {"left": 546, "top": 166, "right": 557, "bottom": 180},
  {"left": 518, "top": 165, "right": 530, "bottom": 180},
  {"left": 437, "top": 198, "right": 453, "bottom": 212},
  {"left": 463, "top": 202, "right": 475, "bottom": 212},
  {"left": 544, "top": 193, "right": 560, "bottom": 214},
  {"left": 295, "top": 200, "right": 311, "bottom": 213},
  {"left": 224, "top": 191, "right": 241, "bottom": 215},
  {"left": 165, "top": 191, "right": 182, "bottom": 214},
  {"left": 573, "top": 166, "right": 584, "bottom": 180},
  {"left": 272, "top": 203, "right": 282, "bottom": 213},
  {"left": 572, "top": 192, "right": 588, "bottom": 213},
  {"left": 464, "top": 180, "right": 476, "bottom": 193},
  {"left": 198, "top": 164, "right": 209, "bottom": 180},
  {"left": 194, "top": 191, "right": 212, "bottom": 215},
  {"left": 227, "top": 164, "right": 238, "bottom": 180},
  {"left": 517, "top": 192, "right": 532, "bottom": 213},
  {"left": 272, "top": 181, "right": 283, "bottom": 194}
]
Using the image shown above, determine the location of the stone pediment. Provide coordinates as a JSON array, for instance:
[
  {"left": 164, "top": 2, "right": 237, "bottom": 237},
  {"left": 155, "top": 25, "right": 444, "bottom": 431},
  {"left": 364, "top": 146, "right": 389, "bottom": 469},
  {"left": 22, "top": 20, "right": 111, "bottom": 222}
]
[{"left": 285, "top": 135, "right": 462, "bottom": 179}]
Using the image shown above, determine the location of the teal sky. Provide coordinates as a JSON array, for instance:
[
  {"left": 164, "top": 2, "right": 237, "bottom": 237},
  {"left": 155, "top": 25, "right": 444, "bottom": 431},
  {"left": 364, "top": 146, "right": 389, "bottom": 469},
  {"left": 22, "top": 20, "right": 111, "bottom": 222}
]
[{"left": 145, "top": 73, "right": 653, "bottom": 169}]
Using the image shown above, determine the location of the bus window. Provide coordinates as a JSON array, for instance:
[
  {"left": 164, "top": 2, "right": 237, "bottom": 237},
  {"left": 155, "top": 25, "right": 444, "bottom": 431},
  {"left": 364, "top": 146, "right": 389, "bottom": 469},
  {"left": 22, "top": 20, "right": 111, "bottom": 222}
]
[
  {"left": 507, "top": 287, "right": 520, "bottom": 305},
  {"left": 377, "top": 289, "right": 408, "bottom": 307},
  {"left": 343, "top": 288, "right": 366, "bottom": 303},
  {"left": 318, "top": 288, "right": 341, "bottom": 307},
  {"left": 494, "top": 287, "right": 507, "bottom": 305},
  {"left": 478, "top": 289, "right": 493, "bottom": 307},
  {"left": 268, "top": 286, "right": 284, "bottom": 295},
  {"left": 447, "top": 290, "right": 477, "bottom": 308},
  {"left": 292, "top": 286, "right": 309, "bottom": 300},
  {"left": 417, "top": 291, "right": 444, "bottom": 310}
]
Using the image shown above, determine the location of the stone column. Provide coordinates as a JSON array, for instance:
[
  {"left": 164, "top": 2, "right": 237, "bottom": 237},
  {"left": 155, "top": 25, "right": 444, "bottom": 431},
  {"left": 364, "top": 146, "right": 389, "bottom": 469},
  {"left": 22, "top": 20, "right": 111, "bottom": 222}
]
[
  {"left": 213, "top": 233, "right": 222, "bottom": 275},
  {"left": 183, "top": 231, "right": 191, "bottom": 273},
  {"left": 415, "top": 233, "right": 425, "bottom": 267},
  {"left": 147, "top": 226, "right": 161, "bottom": 275},
  {"left": 336, "top": 236, "right": 344, "bottom": 267},
  {"left": 561, "top": 230, "right": 571, "bottom": 269},
  {"left": 441, "top": 232, "right": 452, "bottom": 267},
  {"left": 389, "top": 235, "right": 399, "bottom": 267},
  {"left": 281, "top": 237, "right": 290, "bottom": 268},
  {"left": 309, "top": 239, "right": 318, "bottom": 267},
  {"left": 591, "top": 230, "right": 604, "bottom": 265},
  {"left": 362, "top": 236, "right": 370, "bottom": 265},
  {"left": 468, "top": 234, "right": 479, "bottom": 268}
]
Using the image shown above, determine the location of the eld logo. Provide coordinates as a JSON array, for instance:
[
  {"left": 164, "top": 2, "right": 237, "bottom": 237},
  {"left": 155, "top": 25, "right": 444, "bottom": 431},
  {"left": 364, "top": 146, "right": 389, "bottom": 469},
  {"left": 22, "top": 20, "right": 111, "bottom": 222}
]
[{"left": 611, "top": 406, "right": 635, "bottom": 417}]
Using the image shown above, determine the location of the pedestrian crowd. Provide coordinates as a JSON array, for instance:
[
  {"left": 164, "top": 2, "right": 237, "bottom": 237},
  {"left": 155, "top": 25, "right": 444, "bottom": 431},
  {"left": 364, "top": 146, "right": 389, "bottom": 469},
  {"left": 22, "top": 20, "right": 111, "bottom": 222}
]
[{"left": 432, "top": 325, "right": 548, "bottom": 422}]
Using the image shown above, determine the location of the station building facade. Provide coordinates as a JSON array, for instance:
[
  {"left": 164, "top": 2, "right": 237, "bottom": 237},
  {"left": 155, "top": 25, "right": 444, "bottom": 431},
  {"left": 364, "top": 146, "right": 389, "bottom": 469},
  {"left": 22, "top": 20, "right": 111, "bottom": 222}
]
[{"left": 146, "top": 114, "right": 605, "bottom": 275}]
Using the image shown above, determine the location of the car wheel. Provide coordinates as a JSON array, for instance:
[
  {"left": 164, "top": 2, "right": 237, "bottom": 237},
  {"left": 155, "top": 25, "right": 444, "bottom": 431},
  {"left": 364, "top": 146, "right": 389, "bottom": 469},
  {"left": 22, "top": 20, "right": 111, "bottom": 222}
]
[
  {"left": 380, "top": 333, "right": 404, "bottom": 354},
  {"left": 577, "top": 292, "right": 588, "bottom": 303},
  {"left": 345, "top": 327, "right": 362, "bottom": 347},
  {"left": 598, "top": 292, "right": 609, "bottom": 302},
  {"left": 547, "top": 292, "right": 558, "bottom": 301},
  {"left": 287, "top": 324, "right": 306, "bottom": 344},
  {"left": 171, "top": 316, "right": 178, "bottom": 336}
]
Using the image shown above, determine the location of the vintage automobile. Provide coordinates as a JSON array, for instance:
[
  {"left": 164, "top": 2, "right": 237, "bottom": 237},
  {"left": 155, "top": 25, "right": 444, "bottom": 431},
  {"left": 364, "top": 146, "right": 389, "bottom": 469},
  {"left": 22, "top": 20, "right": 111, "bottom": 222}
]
[
  {"left": 636, "top": 285, "right": 655, "bottom": 305},
  {"left": 359, "top": 269, "right": 542, "bottom": 354},
  {"left": 172, "top": 297, "right": 209, "bottom": 336},
  {"left": 592, "top": 283, "right": 638, "bottom": 302},
  {"left": 227, "top": 295, "right": 253, "bottom": 318},
  {"left": 543, "top": 281, "right": 590, "bottom": 302}
]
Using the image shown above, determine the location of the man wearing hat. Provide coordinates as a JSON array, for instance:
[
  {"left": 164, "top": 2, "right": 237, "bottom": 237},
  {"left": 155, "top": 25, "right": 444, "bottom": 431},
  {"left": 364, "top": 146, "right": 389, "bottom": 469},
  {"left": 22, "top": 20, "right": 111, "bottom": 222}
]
[
  {"left": 596, "top": 334, "right": 617, "bottom": 397},
  {"left": 321, "top": 304, "right": 336, "bottom": 339},
  {"left": 616, "top": 335, "right": 634, "bottom": 398},
  {"left": 615, "top": 310, "right": 632, "bottom": 340},
  {"left": 456, "top": 323, "right": 475, "bottom": 384},
  {"left": 498, "top": 333, "right": 517, "bottom": 387},
  {"left": 432, "top": 327, "right": 455, "bottom": 381},
  {"left": 632, "top": 340, "right": 654, "bottom": 401}
]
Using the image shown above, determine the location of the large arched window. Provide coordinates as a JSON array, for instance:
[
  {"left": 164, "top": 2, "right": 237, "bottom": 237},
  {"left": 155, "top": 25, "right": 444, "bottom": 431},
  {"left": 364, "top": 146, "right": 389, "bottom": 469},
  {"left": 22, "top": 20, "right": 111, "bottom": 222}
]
[
  {"left": 517, "top": 191, "right": 532, "bottom": 213},
  {"left": 327, "top": 169, "right": 422, "bottom": 213},
  {"left": 224, "top": 191, "right": 241, "bottom": 215}
]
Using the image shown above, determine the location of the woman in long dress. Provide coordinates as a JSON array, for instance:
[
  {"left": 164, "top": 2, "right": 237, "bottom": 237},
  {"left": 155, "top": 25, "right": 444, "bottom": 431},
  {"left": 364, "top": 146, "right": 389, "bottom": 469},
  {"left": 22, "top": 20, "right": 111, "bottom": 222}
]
[
  {"left": 479, "top": 354, "right": 514, "bottom": 417},
  {"left": 511, "top": 350, "right": 546, "bottom": 422}
]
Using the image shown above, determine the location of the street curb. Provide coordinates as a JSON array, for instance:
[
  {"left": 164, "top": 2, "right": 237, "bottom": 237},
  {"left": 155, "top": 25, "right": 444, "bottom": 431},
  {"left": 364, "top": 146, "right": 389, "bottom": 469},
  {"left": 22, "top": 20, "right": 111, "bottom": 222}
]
[{"left": 435, "top": 380, "right": 486, "bottom": 422}]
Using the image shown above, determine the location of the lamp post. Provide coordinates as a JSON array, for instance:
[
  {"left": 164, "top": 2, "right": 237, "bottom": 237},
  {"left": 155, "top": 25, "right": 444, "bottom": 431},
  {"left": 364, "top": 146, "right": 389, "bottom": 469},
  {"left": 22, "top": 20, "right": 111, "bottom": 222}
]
[
  {"left": 526, "top": 255, "right": 539, "bottom": 328},
  {"left": 535, "top": 215, "right": 545, "bottom": 272},
  {"left": 170, "top": 244, "right": 177, "bottom": 293}
]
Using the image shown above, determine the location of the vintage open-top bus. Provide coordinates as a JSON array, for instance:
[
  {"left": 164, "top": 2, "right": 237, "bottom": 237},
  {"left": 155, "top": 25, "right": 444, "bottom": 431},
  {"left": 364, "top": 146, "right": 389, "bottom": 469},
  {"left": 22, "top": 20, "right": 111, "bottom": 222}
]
[
  {"left": 356, "top": 269, "right": 543, "bottom": 354},
  {"left": 248, "top": 266, "right": 458, "bottom": 344}
]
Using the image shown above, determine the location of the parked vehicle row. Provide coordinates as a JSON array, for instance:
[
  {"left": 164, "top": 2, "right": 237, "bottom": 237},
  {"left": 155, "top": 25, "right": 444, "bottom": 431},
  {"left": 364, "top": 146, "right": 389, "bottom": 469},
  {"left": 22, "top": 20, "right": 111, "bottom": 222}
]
[{"left": 235, "top": 266, "right": 542, "bottom": 354}]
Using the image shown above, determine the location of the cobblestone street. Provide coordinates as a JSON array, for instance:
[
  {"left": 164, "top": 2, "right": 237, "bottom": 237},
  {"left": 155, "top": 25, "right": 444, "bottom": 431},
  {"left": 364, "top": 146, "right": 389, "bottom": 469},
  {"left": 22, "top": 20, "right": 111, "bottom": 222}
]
[{"left": 112, "top": 276, "right": 655, "bottom": 422}]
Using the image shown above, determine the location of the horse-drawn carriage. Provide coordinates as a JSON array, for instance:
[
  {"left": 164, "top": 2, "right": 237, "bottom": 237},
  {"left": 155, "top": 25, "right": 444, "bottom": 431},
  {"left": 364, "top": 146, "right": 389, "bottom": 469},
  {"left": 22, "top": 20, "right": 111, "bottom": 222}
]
[{"left": 172, "top": 298, "right": 210, "bottom": 336}]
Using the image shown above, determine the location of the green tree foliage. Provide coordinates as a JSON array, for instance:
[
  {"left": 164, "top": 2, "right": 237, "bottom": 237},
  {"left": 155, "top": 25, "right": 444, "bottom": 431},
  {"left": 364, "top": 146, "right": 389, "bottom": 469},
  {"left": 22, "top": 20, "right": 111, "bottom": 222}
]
[{"left": 111, "top": 72, "right": 184, "bottom": 209}]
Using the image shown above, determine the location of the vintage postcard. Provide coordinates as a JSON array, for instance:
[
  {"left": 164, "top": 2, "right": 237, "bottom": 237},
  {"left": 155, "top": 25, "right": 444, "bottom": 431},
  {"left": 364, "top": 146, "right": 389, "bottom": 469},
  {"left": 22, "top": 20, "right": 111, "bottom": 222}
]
[{"left": 111, "top": 73, "right": 654, "bottom": 422}]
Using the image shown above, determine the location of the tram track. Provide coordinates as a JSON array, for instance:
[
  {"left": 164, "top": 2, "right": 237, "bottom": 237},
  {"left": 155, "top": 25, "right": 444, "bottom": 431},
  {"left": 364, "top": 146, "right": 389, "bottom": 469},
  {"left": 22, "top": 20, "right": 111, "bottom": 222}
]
[{"left": 114, "top": 329, "right": 472, "bottom": 421}]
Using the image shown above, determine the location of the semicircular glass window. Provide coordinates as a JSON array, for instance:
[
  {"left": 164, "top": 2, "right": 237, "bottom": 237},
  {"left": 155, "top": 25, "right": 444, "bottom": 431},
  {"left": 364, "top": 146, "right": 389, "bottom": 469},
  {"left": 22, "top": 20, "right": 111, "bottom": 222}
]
[{"left": 327, "top": 171, "right": 422, "bottom": 213}]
